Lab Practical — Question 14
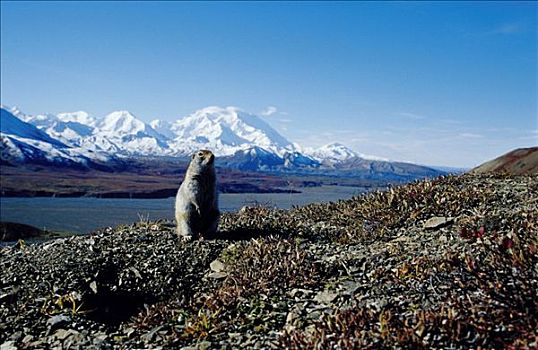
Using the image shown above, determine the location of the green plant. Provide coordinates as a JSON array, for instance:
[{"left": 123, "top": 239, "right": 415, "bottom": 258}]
[{"left": 40, "top": 291, "right": 92, "bottom": 316}]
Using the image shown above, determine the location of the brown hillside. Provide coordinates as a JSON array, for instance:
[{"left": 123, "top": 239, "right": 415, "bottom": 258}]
[{"left": 472, "top": 147, "right": 538, "bottom": 175}]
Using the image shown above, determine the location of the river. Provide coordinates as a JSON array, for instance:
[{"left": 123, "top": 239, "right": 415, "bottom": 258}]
[{"left": 0, "top": 186, "right": 365, "bottom": 234}]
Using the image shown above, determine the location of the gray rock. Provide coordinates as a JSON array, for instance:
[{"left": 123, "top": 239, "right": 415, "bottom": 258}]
[
  {"left": 289, "top": 288, "right": 313, "bottom": 298},
  {"left": 63, "top": 331, "right": 86, "bottom": 349},
  {"left": 54, "top": 329, "right": 72, "bottom": 340},
  {"left": 21, "top": 335, "right": 33, "bottom": 344},
  {"left": 47, "top": 315, "right": 71, "bottom": 330},
  {"left": 9, "top": 331, "right": 22, "bottom": 341},
  {"left": 339, "top": 280, "right": 361, "bottom": 295},
  {"left": 423, "top": 216, "right": 453, "bottom": 230},
  {"left": 89, "top": 281, "right": 98, "bottom": 294},
  {"left": 0, "top": 341, "right": 17, "bottom": 350},
  {"left": 181, "top": 341, "right": 211, "bottom": 350},
  {"left": 198, "top": 341, "right": 211, "bottom": 350},
  {"left": 206, "top": 271, "right": 228, "bottom": 279},
  {"left": 27, "top": 339, "right": 47, "bottom": 348},
  {"left": 210, "top": 259, "right": 225, "bottom": 272},
  {"left": 314, "top": 291, "right": 338, "bottom": 304}
]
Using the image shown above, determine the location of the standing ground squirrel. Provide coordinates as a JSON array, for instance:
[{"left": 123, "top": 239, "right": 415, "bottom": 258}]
[{"left": 175, "top": 150, "right": 220, "bottom": 240}]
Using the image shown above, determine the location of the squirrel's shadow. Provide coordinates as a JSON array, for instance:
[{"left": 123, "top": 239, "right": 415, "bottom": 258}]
[{"left": 202, "top": 228, "right": 290, "bottom": 241}]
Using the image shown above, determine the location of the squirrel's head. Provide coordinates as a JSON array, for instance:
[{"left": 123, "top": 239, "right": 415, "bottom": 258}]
[{"left": 189, "top": 149, "right": 215, "bottom": 171}]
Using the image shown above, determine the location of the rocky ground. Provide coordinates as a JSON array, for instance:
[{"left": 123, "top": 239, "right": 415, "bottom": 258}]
[{"left": 1, "top": 173, "right": 536, "bottom": 349}]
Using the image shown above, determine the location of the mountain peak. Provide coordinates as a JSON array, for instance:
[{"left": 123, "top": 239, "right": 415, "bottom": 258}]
[
  {"left": 310, "top": 143, "right": 359, "bottom": 162},
  {"left": 105, "top": 110, "right": 137, "bottom": 120},
  {"left": 99, "top": 111, "right": 144, "bottom": 134},
  {"left": 168, "top": 105, "right": 294, "bottom": 156},
  {"left": 194, "top": 105, "right": 241, "bottom": 114},
  {"left": 324, "top": 142, "right": 347, "bottom": 148},
  {"left": 56, "top": 111, "right": 95, "bottom": 127}
]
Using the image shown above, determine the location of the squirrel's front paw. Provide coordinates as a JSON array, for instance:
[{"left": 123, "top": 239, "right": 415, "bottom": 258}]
[{"left": 180, "top": 235, "right": 193, "bottom": 242}]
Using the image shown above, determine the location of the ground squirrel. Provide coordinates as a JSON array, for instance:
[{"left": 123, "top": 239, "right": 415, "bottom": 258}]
[{"left": 175, "top": 150, "right": 219, "bottom": 240}]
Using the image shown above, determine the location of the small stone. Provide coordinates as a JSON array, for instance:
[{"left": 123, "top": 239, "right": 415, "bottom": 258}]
[
  {"left": 0, "top": 341, "right": 17, "bottom": 350},
  {"left": 210, "top": 259, "right": 225, "bottom": 273},
  {"left": 314, "top": 291, "right": 338, "bottom": 304},
  {"left": 63, "top": 332, "right": 85, "bottom": 349},
  {"left": 9, "top": 331, "right": 22, "bottom": 341},
  {"left": 423, "top": 216, "right": 453, "bottom": 230},
  {"left": 54, "top": 329, "right": 72, "bottom": 341},
  {"left": 181, "top": 344, "right": 211, "bottom": 350},
  {"left": 89, "top": 281, "right": 98, "bottom": 294},
  {"left": 290, "top": 288, "right": 313, "bottom": 298},
  {"left": 27, "top": 339, "right": 46, "bottom": 348},
  {"left": 206, "top": 271, "right": 228, "bottom": 279},
  {"left": 95, "top": 333, "right": 108, "bottom": 341},
  {"left": 22, "top": 335, "right": 33, "bottom": 344},
  {"left": 198, "top": 341, "right": 211, "bottom": 350},
  {"left": 47, "top": 315, "right": 71, "bottom": 330},
  {"left": 339, "top": 281, "right": 361, "bottom": 295}
]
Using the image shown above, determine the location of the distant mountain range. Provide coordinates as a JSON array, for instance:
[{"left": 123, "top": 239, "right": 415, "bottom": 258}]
[{"left": 0, "top": 105, "right": 443, "bottom": 180}]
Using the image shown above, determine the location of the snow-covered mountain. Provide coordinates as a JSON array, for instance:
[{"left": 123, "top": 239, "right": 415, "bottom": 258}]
[
  {"left": 5, "top": 106, "right": 98, "bottom": 149},
  {"left": 6, "top": 105, "right": 351, "bottom": 162},
  {"left": 94, "top": 111, "right": 169, "bottom": 155},
  {"left": 0, "top": 108, "right": 112, "bottom": 167},
  {"left": 3, "top": 107, "right": 170, "bottom": 156},
  {"left": 97, "top": 111, "right": 160, "bottom": 139},
  {"left": 307, "top": 142, "right": 358, "bottom": 163},
  {"left": 306, "top": 142, "right": 389, "bottom": 164},
  {"left": 57, "top": 111, "right": 97, "bottom": 127},
  {"left": 0, "top": 108, "right": 66, "bottom": 147},
  {"left": 1, "top": 104, "right": 441, "bottom": 178},
  {"left": 164, "top": 106, "right": 296, "bottom": 157}
]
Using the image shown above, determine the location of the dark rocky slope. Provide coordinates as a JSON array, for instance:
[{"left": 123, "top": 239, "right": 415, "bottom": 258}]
[{"left": 1, "top": 173, "right": 536, "bottom": 349}]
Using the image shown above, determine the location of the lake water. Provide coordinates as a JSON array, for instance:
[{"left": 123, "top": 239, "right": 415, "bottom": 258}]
[{"left": 0, "top": 186, "right": 364, "bottom": 234}]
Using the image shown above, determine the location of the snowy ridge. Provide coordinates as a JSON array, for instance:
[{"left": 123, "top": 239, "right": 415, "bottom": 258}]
[
  {"left": 94, "top": 111, "right": 169, "bottom": 155},
  {"left": 1, "top": 104, "right": 394, "bottom": 170},
  {"left": 0, "top": 108, "right": 66, "bottom": 147},
  {"left": 57, "top": 111, "right": 97, "bottom": 127},
  {"left": 305, "top": 142, "right": 389, "bottom": 163},
  {"left": 0, "top": 108, "right": 112, "bottom": 166},
  {"left": 149, "top": 119, "right": 176, "bottom": 139},
  {"left": 306, "top": 142, "right": 358, "bottom": 162}
]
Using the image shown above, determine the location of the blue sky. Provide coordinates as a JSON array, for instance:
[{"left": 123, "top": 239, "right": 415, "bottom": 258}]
[{"left": 1, "top": 1, "right": 536, "bottom": 167}]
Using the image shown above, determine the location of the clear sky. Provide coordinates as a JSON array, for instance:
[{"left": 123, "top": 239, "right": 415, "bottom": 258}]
[{"left": 1, "top": 1, "right": 536, "bottom": 167}]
